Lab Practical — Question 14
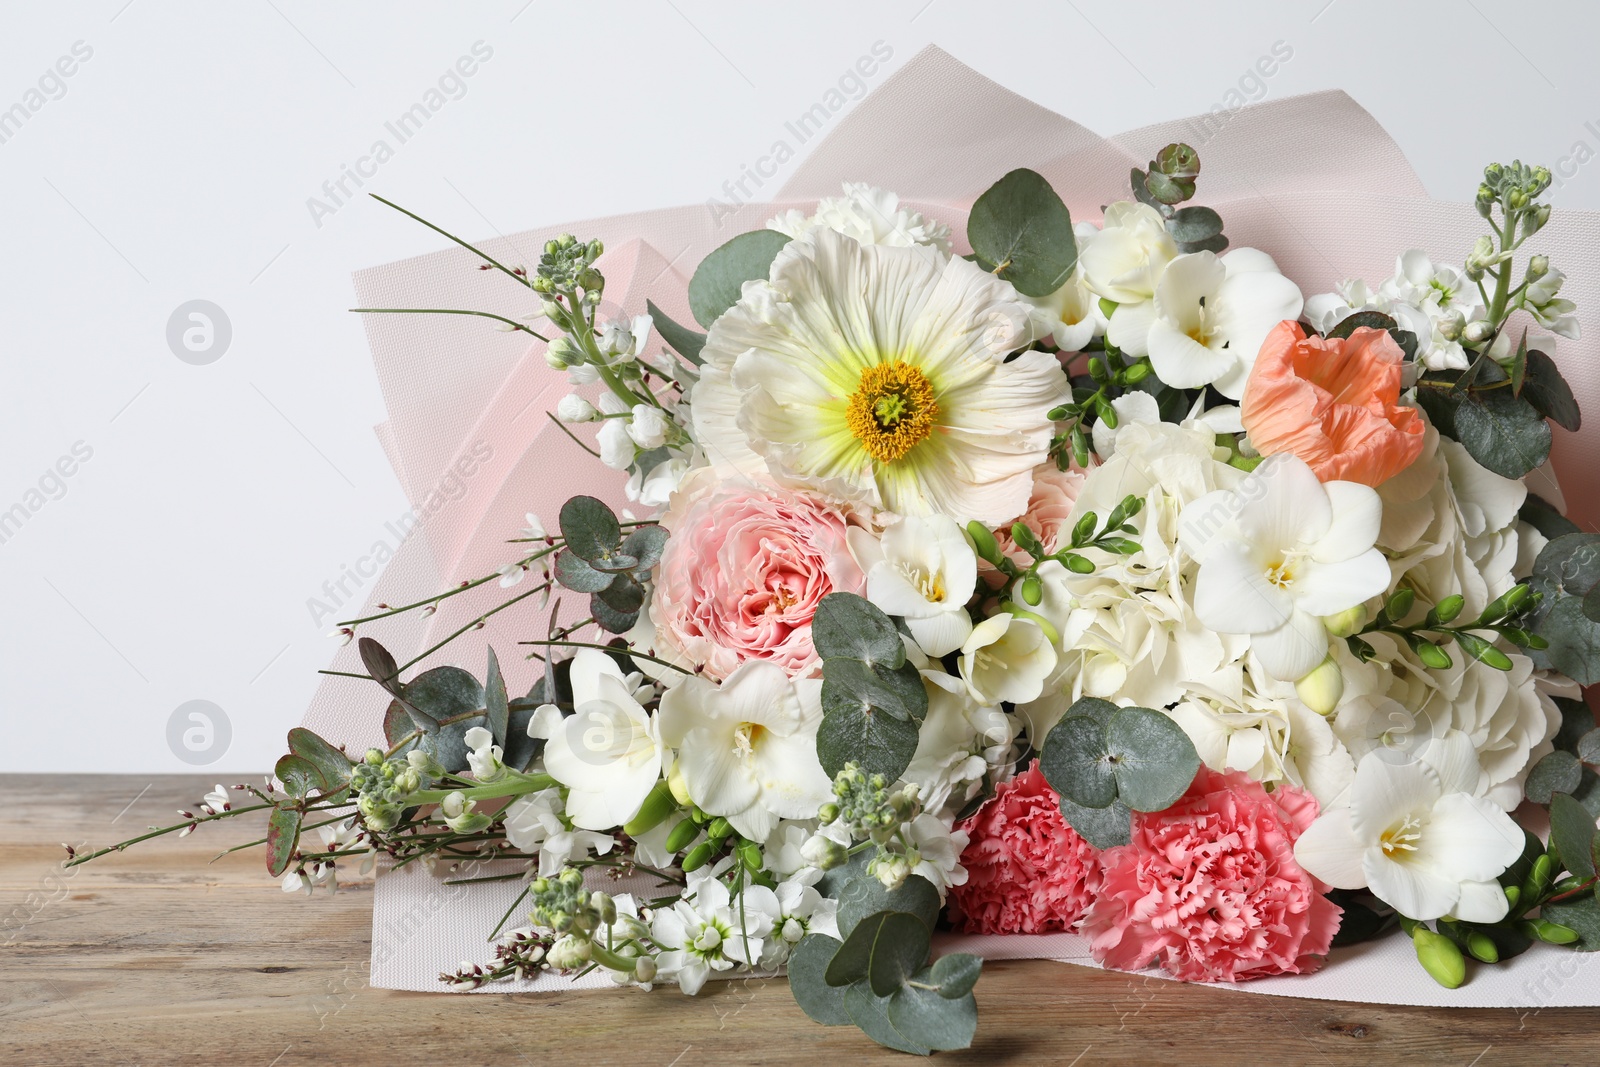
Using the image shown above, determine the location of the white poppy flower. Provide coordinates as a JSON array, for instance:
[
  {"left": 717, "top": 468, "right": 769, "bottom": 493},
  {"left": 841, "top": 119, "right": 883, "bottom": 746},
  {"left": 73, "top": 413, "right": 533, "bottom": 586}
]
[
  {"left": 657, "top": 661, "right": 833, "bottom": 841},
  {"left": 527, "top": 649, "right": 663, "bottom": 832},
  {"left": 848, "top": 514, "right": 977, "bottom": 656},
  {"left": 1179, "top": 455, "right": 1390, "bottom": 681},
  {"left": 959, "top": 614, "right": 1057, "bottom": 705},
  {"left": 1293, "top": 732, "right": 1525, "bottom": 922},
  {"left": 1131, "top": 248, "right": 1303, "bottom": 399}
]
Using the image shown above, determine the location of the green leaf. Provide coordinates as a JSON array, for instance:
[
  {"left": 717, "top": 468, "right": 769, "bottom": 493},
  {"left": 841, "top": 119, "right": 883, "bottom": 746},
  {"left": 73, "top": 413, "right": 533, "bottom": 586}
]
[
  {"left": 1104, "top": 706, "right": 1201, "bottom": 812},
  {"left": 1537, "top": 597, "right": 1600, "bottom": 685},
  {"left": 1453, "top": 390, "right": 1552, "bottom": 479},
  {"left": 590, "top": 594, "right": 640, "bottom": 635},
  {"left": 815, "top": 700, "right": 921, "bottom": 785},
  {"left": 1415, "top": 386, "right": 1461, "bottom": 439},
  {"left": 837, "top": 873, "right": 941, "bottom": 938},
  {"left": 1499, "top": 829, "right": 1545, "bottom": 889},
  {"left": 822, "top": 657, "right": 927, "bottom": 724},
  {"left": 967, "top": 168, "right": 1077, "bottom": 298},
  {"left": 1540, "top": 895, "right": 1600, "bottom": 952},
  {"left": 927, "top": 953, "right": 983, "bottom": 999},
  {"left": 1056, "top": 794, "right": 1132, "bottom": 849},
  {"left": 1167, "top": 205, "right": 1223, "bottom": 243},
  {"left": 558, "top": 496, "right": 622, "bottom": 562},
  {"left": 1509, "top": 331, "right": 1529, "bottom": 396},
  {"left": 1522, "top": 349, "right": 1582, "bottom": 432},
  {"left": 787, "top": 935, "right": 851, "bottom": 1026},
  {"left": 383, "top": 700, "right": 419, "bottom": 750},
  {"left": 1527, "top": 751, "right": 1584, "bottom": 804},
  {"left": 554, "top": 550, "right": 614, "bottom": 593},
  {"left": 1552, "top": 697, "right": 1598, "bottom": 754},
  {"left": 826, "top": 911, "right": 924, "bottom": 989},
  {"left": 1579, "top": 728, "right": 1600, "bottom": 765},
  {"left": 1327, "top": 311, "right": 1399, "bottom": 340},
  {"left": 645, "top": 299, "right": 706, "bottom": 366},
  {"left": 687, "top": 229, "right": 791, "bottom": 328},
  {"left": 595, "top": 573, "right": 645, "bottom": 613},
  {"left": 887, "top": 982, "right": 978, "bottom": 1053},
  {"left": 843, "top": 980, "right": 931, "bottom": 1056},
  {"left": 868, "top": 912, "right": 932, "bottom": 996},
  {"left": 266, "top": 803, "right": 303, "bottom": 878},
  {"left": 811, "top": 593, "right": 904, "bottom": 666},
  {"left": 483, "top": 647, "right": 508, "bottom": 746},
  {"left": 621, "top": 524, "right": 669, "bottom": 572},
  {"left": 1038, "top": 714, "right": 1118, "bottom": 809},
  {"left": 286, "top": 727, "right": 354, "bottom": 789},
  {"left": 358, "top": 637, "right": 404, "bottom": 697},
  {"left": 1550, "top": 792, "right": 1597, "bottom": 880},
  {"left": 1521, "top": 493, "right": 1580, "bottom": 540},
  {"left": 405, "top": 666, "right": 484, "bottom": 722},
  {"left": 274, "top": 754, "right": 328, "bottom": 799},
  {"left": 1585, "top": 583, "right": 1600, "bottom": 625}
]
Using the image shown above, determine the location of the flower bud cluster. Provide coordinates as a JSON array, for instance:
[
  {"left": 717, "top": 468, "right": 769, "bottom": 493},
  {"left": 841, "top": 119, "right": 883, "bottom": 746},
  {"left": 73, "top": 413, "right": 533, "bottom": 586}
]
[{"left": 350, "top": 748, "right": 438, "bottom": 832}]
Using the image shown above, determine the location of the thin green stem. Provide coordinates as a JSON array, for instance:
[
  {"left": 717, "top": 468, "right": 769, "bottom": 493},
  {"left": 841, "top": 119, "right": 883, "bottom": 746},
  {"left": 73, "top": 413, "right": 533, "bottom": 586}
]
[
  {"left": 351, "top": 307, "right": 549, "bottom": 342},
  {"left": 369, "top": 194, "right": 531, "bottom": 290},
  {"left": 516, "top": 639, "right": 686, "bottom": 670},
  {"left": 547, "top": 411, "right": 600, "bottom": 458},
  {"left": 396, "top": 581, "right": 550, "bottom": 672}
]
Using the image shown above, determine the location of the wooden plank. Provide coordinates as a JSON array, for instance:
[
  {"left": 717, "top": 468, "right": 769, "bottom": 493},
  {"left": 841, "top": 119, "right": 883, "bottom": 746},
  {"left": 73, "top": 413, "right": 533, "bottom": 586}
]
[{"left": 2, "top": 774, "right": 1594, "bottom": 1065}]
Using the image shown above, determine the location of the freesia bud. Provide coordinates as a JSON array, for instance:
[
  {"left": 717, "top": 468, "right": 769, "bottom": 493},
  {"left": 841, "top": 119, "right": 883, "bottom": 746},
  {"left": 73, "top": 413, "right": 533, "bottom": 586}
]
[
  {"left": 1322, "top": 605, "right": 1366, "bottom": 639},
  {"left": 1413, "top": 927, "right": 1466, "bottom": 989},
  {"left": 1295, "top": 656, "right": 1345, "bottom": 715}
]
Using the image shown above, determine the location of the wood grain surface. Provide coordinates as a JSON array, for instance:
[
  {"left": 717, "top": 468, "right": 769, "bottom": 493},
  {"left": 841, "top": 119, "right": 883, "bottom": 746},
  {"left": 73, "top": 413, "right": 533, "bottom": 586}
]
[{"left": 3, "top": 774, "right": 1596, "bottom": 1066}]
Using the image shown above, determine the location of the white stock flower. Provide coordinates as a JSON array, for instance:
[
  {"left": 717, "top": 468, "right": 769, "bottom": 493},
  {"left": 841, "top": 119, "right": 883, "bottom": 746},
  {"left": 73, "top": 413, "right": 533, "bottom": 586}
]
[
  {"left": 848, "top": 514, "right": 977, "bottom": 657},
  {"left": 761, "top": 880, "right": 841, "bottom": 968},
  {"left": 462, "top": 726, "right": 506, "bottom": 783},
  {"left": 768, "top": 182, "right": 953, "bottom": 253},
  {"left": 692, "top": 227, "right": 1069, "bottom": 525},
  {"left": 1293, "top": 732, "right": 1525, "bottom": 922},
  {"left": 596, "top": 393, "right": 636, "bottom": 470},
  {"left": 502, "top": 786, "right": 617, "bottom": 877},
  {"left": 557, "top": 393, "right": 597, "bottom": 422},
  {"left": 651, "top": 873, "right": 775, "bottom": 995},
  {"left": 658, "top": 661, "right": 833, "bottom": 841},
  {"left": 902, "top": 812, "right": 969, "bottom": 897},
  {"left": 1179, "top": 455, "right": 1390, "bottom": 682},
  {"left": 1123, "top": 248, "right": 1303, "bottom": 399},
  {"left": 627, "top": 404, "right": 668, "bottom": 449},
  {"left": 527, "top": 649, "right": 664, "bottom": 831},
  {"left": 959, "top": 614, "right": 1057, "bottom": 705},
  {"left": 1526, "top": 266, "right": 1580, "bottom": 338},
  {"left": 1307, "top": 253, "right": 1485, "bottom": 372},
  {"left": 627, "top": 453, "right": 688, "bottom": 507}
]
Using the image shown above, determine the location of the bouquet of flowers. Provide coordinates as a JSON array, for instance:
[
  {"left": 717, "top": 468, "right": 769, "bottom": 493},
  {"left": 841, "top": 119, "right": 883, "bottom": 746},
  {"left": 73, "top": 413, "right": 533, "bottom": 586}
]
[{"left": 72, "top": 83, "right": 1600, "bottom": 1053}]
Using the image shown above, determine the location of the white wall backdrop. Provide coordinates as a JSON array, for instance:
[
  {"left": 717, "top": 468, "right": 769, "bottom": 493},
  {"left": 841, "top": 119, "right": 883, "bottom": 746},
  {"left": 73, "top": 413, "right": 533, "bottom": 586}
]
[{"left": 6, "top": 0, "right": 1599, "bottom": 774}]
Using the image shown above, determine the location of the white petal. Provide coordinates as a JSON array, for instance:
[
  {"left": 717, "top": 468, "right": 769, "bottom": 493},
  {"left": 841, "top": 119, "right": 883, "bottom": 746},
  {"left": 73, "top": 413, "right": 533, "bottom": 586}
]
[
  {"left": 1292, "top": 807, "right": 1368, "bottom": 889},
  {"left": 1450, "top": 879, "right": 1511, "bottom": 923},
  {"left": 1416, "top": 793, "right": 1526, "bottom": 883},
  {"left": 1236, "top": 456, "right": 1331, "bottom": 551},
  {"left": 906, "top": 610, "right": 974, "bottom": 658},
  {"left": 1106, "top": 300, "right": 1156, "bottom": 356},
  {"left": 1147, "top": 319, "right": 1234, "bottom": 390},
  {"left": 1349, "top": 755, "right": 1440, "bottom": 842},
  {"left": 1193, "top": 540, "right": 1293, "bottom": 634},
  {"left": 1251, "top": 609, "right": 1330, "bottom": 681},
  {"left": 1290, "top": 550, "right": 1391, "bottom": 616},
  {"left": 1311, "top": 482, "right": 1383, "bottom": 563},
  {"left": 1363, "top": 851, "right": 1461, "bottom": 920}
]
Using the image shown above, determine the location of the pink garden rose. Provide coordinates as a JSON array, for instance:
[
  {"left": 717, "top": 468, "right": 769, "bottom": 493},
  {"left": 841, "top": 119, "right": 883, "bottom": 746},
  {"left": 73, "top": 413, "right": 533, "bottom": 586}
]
[
  {"left": 1082, "top": 768, "right": 1341, "bottom": 983},
  {"left": 651, "top": 470, "right": 865, "bottom": 680},
  {"left": 949, "top": 763, "right": 1101, "bottom": 935},
  {"left": 988, "top": 463, "right": 1086, "bottom": 577}
]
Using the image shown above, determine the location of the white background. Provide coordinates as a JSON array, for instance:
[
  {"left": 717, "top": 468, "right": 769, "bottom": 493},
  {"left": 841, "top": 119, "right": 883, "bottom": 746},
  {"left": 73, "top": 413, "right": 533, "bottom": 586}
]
[{"left": 6, "top": 0, "right": 1599, "bottom": 774}]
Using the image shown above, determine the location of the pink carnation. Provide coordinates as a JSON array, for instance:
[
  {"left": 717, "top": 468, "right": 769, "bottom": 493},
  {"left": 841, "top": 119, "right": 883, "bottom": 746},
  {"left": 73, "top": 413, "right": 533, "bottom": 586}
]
[
  {"left": 1082, "top": 769, "right": 1341, "bottom": 983},
  {"left": 949, "top": 764, "right": 1102, "bottom": 935},
  {"left": 650, "top": 471, "right": 864, "bottom": 680},
  {"left": 990, "top": 463, "right": 1086, "bottom": 573}
]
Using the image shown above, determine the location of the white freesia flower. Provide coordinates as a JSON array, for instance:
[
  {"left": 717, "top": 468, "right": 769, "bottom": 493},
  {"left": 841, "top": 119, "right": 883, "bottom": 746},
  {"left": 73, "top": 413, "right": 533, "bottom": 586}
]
[
  {"left": 959, "top": 614, "right": 1057, "bottom": 705},
  {"left": 1294, "top": 732, "right": 1525, "bottom": 922},
  {"left": 502, "top": 786, "right": 616, "bottom": 877},
  {"left": 658, "top": 661, "right": 833, "bottom": 840},
  {"left": 651, "top": 872, "right": 774, "bottom": 995},
  {"left": 905, "top": 671, "right": 1017, "bottom": 815},
  {"left": 848, "top": 514, "right": 977, "bottom": 656},
  {"left": 1179, "top": 455, "right": 1390, "bottom": 681},
  {"left": 768, "top": 182, "right": 952, "bottom": 253},
  {"left": 527, "top": 649, "right": 663, "bottom": 831},
  {"left": 462, "top": 725, "right": 505, "bottom": 783},
  {"left": 692, "top": 227, "right": 1069, "bottom": 525},
  {"left": 1123, "top": 248, "right": 1303, "bottom": 398}
]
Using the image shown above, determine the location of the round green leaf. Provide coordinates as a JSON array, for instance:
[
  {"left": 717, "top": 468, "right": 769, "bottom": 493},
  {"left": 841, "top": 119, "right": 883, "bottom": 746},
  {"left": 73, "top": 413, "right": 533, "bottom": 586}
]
[
  {"left": 1105, "top": 706, "right": 1201, "bottom": 812},
  {"left": 265, "top": 804, "right": 303, "bottom": 878},
  {"left": 1522, "top": 349, "right": 1581, "bottom": 432},
  {"left": 787, "top": 935, "right": 851, "bottom": 1026},
  {"left": 815, "top": 699, "right": 920, "bottom": 783},
  {"left": 1538, "top": 597, "right": 1600, "bottom": 685},
  {"left": 1167, "top": 205, "right": 1223, "bottom": 243},
  {"left": 1038, "top": 714, "right": 1117, "bottom": 809},
  {"left": 1057, "top": 794, "right": 1132, "bottom": 849},
  {"left": 811, "top": 593, "right": 904, "bottom": 666},
  {"left": 927, "top": 953, "right": 983, "bottom": 999},
  {"left": 274, "top": 754, "right": 328, "bottom": 799},
  {"left": 967, "top": 168, "right": 1077, "bottom": 297},
  {"left": 621, "top": 524, "right": 669, "bottom": 571},
  {"left": 836, "top": 873, "right": 941, "bottom": 938},
  {"left": 687, "top": 229, "right": 791, "bottom": 328},
  {"left": 558, "top": 496, "right": 622, "bottom": 562},
  {"left": 887, "top": 983, "right": 978, "bottom": 1053},
  {"left": 867, "top": 912, "right": 932, "bottom": 997},
  {"left": 1526, "top": 750, "right": 1583, "bottom": 804},
  {"left": 1549, "top": 791, "right": 1597, "bottom": 880},
  {"left": 554, "top": 549, "right": 614, "bottom": 593},
  {"left": 645, "top": 299, "right": 706, "bottom": 366},
  {"left": 1453, "top": 390, "right": 1552, "bottom": 480},
  {"left": 844, "top": 980, "right": 931, "bottom": 1055},
  {"left": 1578, "top": 728, "right": 1600, "bottom": 765},
  {"left": 822, "top": 658, "right": 927, "bottom": 724}
]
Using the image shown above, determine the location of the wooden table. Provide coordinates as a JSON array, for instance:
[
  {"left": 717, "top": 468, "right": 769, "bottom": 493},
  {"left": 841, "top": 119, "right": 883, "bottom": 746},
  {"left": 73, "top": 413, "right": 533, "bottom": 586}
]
[{"left": 4, "top": 775, "right": 1596, "bottom": 1065}]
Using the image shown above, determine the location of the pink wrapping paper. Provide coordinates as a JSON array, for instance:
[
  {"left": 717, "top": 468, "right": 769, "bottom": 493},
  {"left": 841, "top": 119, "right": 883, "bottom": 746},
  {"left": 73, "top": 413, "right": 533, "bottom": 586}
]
[{"left": 300, "top": 46, "right": 1600, "bottom": 1005}]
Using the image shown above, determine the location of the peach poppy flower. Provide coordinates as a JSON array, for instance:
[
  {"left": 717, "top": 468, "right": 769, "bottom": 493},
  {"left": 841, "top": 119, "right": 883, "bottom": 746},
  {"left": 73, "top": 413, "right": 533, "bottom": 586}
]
[{"left": 1241, "top": 321, "right": 1425, "bottom": 487}]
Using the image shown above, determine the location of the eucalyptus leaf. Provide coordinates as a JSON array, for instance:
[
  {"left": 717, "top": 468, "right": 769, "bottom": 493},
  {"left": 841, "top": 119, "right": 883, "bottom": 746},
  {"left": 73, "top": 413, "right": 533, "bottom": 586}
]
[
  {"left": 1537, "top": 597, "right": 1600, "bottom": 685},
  {"left": 827, "top": 911, "right": 906, "bottom": 987},
  {"left": 927, "top": 953, "right": 983, "bottom": 999},
  {"left": 687, "top": 229, "right": 790, "bottom": 328},
  {"left": 1526, "top": 750, "right": 1584, "bottom": 804},
  {"left": 1549, "top": 791, "right": 1597, "bottom": 880},
  {"left": 590, "top": 595, "right": 640, "bottom": 635},
  {"left": 558, "top": 496, "right": 622, "bottom": 562},
  {"left": 596, "top": 573, "right": 645, "bottom": 613},
  {"left": 1578, "top": 728, "right": 1600, "bottom": 765},
  {"left": 822, "top": 657, "right": 927, "bottom": 724},
  {"left": 645, "top": 299, "right": 706, "bottom": 366},
  {"left": 358, "top": 637, "right": 404, "bottom": 697},
  {"left": 967, "top": 168, "right": 1077, "bottom": 298},
  {"left": 886, "top": 983, "right": 978, "bottom": 1052},
  {"left": 788, "top": 935, "right": 851, "bottom": 1026},
  {"left": 404, "top": 666, "right": 484, "bottom": 722},
  {"left": 1038, "top": 714, "right": 1117, "bottom": 809},
  {"left": 836, "top": 873, "right": 941, "bottom": 937},
  {"left": 1327, "top": 311, "right": 1399, "bottom": 340},
  {"left": 383, "top": 700, "right": 420, "bottom": 750},
  {"left": 274, "top": 754, "right": 328, "bottom": 799},
  {"left": 1522, "top": 349, "right": 1581, "bottom": 432},
  {"left": 287, "top": 727, "right": 354, "bottom": 788},
  {"left": 867, "top": 912, "right": 932, "bottom": 997},
  {"left": 1552, "top": 696, "right": 1598, "bottom": 754},
  {"left": 484, "top": 647, "right": 509, "bottom": 746},
  {"left": 815, "top": 700, "right": 920, "bottom": 783},
  {"left": 1522, "top": 493, "right": 1581, "bottom": 540},
  {"left": 1056, "top": 794, "right": 1132, "bottom": 849},
  {"left": 1104, "top": 706, "right": 1201, "bottom": 811},
  {"left": 554, "top": 550, "right": 614, "bottom": 594},
  {"left": 501, "top": 697, "right": 543, "bottom": 772},
  {"left": 621, "top": 524, "right": 669, "bottom": 571},
  {"left": 266, "top": 803, "right": 303, "bottom": 878},
  {"left": 811, "top": 593, "right": 904, "bottom": 666},
  {"left": 1453, "top": 390, "right": 1552, "bottom": 479},
  {"left": 1166, "top": 206, "right": 1223, "bottom": 243},
  {"left": 843, "top": 980, "right": 931, "bottom": 1056}
]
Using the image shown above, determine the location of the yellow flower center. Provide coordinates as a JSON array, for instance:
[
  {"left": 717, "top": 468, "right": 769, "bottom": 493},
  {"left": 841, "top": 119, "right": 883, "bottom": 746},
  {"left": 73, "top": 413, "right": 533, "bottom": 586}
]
[
  {"left": 845, "top": 361, "right": 938, "bottom": 465},
  {"left": 733, "top": 722, "right": 765, "bottom": 758},
  {"left": 1380, "top": 815, "right": 1424, "bottom": 855}
]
